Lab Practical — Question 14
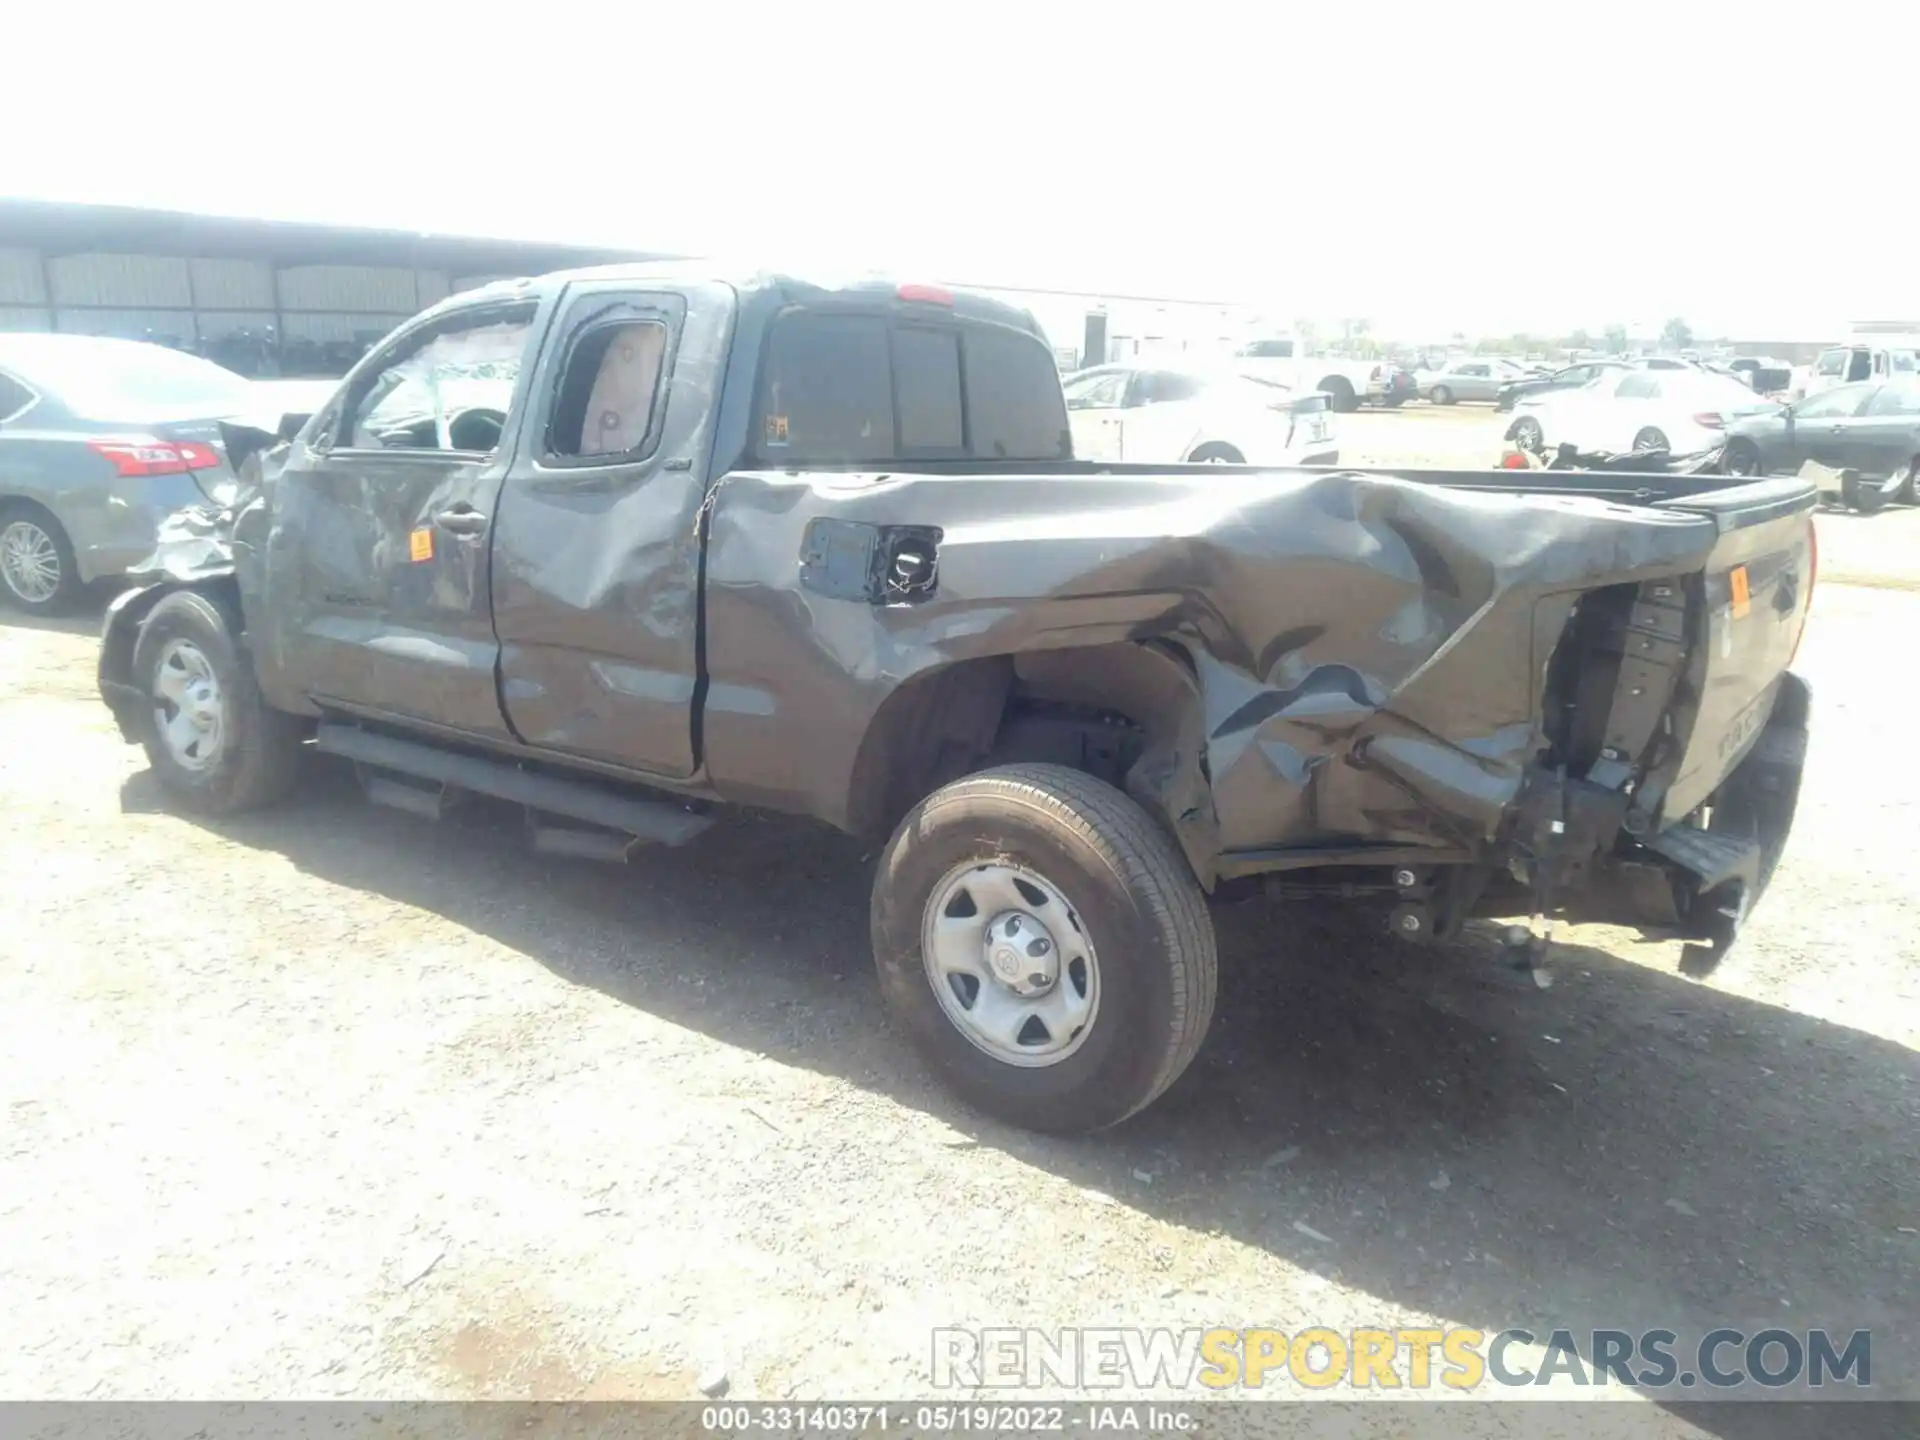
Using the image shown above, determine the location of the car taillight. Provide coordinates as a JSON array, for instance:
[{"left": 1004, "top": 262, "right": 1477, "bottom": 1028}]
[
  {"left": 88, "top": 439, "right": 221, "bottom": 475},
  {"left": 896, "top": 283, "right": 954, "bottom": 305},
  {"left": 1691, "top": 412, "right": 1727, "bottom": 429}
]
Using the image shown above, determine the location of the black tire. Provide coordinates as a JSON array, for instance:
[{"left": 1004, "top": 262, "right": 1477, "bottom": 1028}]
[
  {"left": 1633, "top": 427, "right": 1670, "bottom": 454},
  {"left": 1380, "top": 395, "right": 1407, "bottom": 409},
  {"left": 1187, "top": 442, "right": 1245, "bottom": 464},
  {"left": 1429, "top": 385, "right": 1453, "bottom": 405},
  {"left": 130, "top": 590, "right": 304, "bottom": 813},
  {"left": 1845, "top": 476, "right": 1888, "bottom": 514},
  {"left": 1318, "top": 376, "right": 1359, "bottom": 413},
  {"left": 1509, "top": 416, "right": 1544, "bottom": 452},
  {"left": 1722, "top": 440, "right": 1762, "bottom": 477},
  {"left": 871, "top": 763, "right": 1217, "bottom": 1134},
  {"left": 0, "top": 501, "right": 82, "bottom": 614}
]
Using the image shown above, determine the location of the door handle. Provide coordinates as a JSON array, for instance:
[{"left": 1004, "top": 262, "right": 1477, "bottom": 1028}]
[{"left": 433, "top": 507, "right": 489, "bottom": 535}]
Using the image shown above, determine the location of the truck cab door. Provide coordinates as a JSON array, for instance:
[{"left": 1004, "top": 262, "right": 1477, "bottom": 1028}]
[
  {"left": 1795, "top": 383, "right": 1875, "bottom": 468},
  {"left": 253, "top": 295, "right": 545, "bottom": 738},
  {"left": 1062, "top": 369, "right": 1128, "bottom": 459},
  {"left": 490, "top": 280, "right": 726, "bottom": 778}
]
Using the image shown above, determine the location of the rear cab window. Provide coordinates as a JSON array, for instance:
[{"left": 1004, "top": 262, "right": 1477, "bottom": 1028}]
[{"left": 755, "top": 309, "right": 1069, "bottom": 464}]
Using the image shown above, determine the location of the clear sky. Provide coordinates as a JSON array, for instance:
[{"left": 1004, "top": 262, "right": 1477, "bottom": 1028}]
[{"left": 4, "top": 0, "right": 1913, "bottom": 341}]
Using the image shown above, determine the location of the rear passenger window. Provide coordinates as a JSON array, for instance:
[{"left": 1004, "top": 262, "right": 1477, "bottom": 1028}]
[
  {"left": 1616, "top": 374, "right": 1660, "bottom": 399},
  {"left": 760, "top": 314, "right": 893, "bottom": 463},
  {"left": 966, "top": 329, "right": 1071, "bottom": 459},
  {"left": 756, "top": 311, "right": 1069, "bottom": 464},
  {"left": 893, "top": 327, "right": 963, "bottom": 454},
  {"left": 549, "top": 321, "right": 669, "bottom": 458}
]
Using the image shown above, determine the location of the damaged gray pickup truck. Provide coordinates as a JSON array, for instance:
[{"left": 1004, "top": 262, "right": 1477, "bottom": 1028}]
[{"left": 97, "top": 265, "right": 1816, "bottom": 1133}]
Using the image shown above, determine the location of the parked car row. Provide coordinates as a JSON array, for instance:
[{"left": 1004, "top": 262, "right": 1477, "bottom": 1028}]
[
  {"left": 1497, "top": 360, "right": 1920, "bottom": 513},
  {"left": 1502, "top": 367, "right": 1782, "bottom": 459}
]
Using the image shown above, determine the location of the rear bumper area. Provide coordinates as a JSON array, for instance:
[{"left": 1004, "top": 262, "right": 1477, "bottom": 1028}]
[{"left": 1563, "top": 671, "right": 1809, "bottom": 970}]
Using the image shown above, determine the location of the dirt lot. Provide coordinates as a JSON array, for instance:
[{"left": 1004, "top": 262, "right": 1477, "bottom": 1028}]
[{"left": 3, "top": 430, "right": 1917, "bottom": 1428}]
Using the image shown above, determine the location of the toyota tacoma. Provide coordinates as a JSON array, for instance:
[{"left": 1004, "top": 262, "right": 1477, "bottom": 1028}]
[{"left": 96, "top": 265, "right": 1816, "bottom": 1134}]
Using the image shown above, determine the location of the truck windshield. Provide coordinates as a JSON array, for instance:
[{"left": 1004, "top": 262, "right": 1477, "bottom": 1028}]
[{"left": 755, "top": 311, "right": 1070, "bottom": 465}]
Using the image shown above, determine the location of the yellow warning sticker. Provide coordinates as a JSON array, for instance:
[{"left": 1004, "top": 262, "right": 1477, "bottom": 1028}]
[
  {"left": 1728, "top": 565, "right": 1750, "bottom": 619},
  {"left": 765, "top": 413, "right": 790, "bottom": 446},
  {"left": 409, "top": 527, "right": 434, "bottom": 563}
]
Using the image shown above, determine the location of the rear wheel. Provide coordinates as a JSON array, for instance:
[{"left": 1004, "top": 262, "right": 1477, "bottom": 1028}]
[
  {"left": 1187, "top": 442, "right": 1245, "bottom": 464},
  {"left": 1722, "top": 440, "right": 1762, "bottom": 477},
  {"left": 1509, "top": 416, "right": 1544, "bottom": 452},
  {"left": 1429, "top": 385, "right": 1454, "bottom": 405},
  {"left": 1633, "top": 427, "right": 1671, "bottom": 454},
  {"left": 1318, "top": 376, "right": 1358, "bottom": 413},
  {"left": 870, "top": 763, "right": 1217, "bottom": 1134},
  {"left": 131, "top": 590, "right": 304, "bottom": 813},
  {"left": 0, "top": 504, "right": 80, "bottom": 614}
]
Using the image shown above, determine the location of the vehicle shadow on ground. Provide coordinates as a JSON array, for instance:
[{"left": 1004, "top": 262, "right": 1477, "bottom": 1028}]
[
  {"left": 0, "top": 602, "right": 105, "bottom": 639},
  {"left": 121, "top": 763, "right": 1917, "bottom": 1431}
]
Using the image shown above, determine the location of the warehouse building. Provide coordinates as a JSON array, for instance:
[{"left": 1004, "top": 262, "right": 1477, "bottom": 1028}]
[
  {"left": 0, "top": 198, "right": 659, "bottom": 377},
  {"left": 0, "top": 197, "right": 1270, "bottom": 380}
]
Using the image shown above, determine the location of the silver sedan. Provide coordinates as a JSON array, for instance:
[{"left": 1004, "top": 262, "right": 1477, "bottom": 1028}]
[{"left": 0, "top": 335, "right": 262, "bottom": 612}]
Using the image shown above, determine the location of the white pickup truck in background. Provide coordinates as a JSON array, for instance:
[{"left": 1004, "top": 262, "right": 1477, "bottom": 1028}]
[{"left": 1233, "top": 336, "right": 1416, "bottom": 412}]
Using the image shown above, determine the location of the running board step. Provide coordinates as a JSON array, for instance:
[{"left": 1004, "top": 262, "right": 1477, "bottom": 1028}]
[
  {"left": 315, "top": 723, "right": 713, "bottom": 847},
  {"left": 1643, "top": 823, "right": 1760, "bottom": 893}
]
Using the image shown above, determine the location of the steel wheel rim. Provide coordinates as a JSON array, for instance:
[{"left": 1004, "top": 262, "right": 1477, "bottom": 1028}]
[
  {"left": 921, "top": 860, "right": 1100, "bottom": 1068},
  {"left": 0, "top": 520, "right": 60, "bottom": 603},
  {"left": 151, "top": 639, "right": 226, "bottom": 772}
]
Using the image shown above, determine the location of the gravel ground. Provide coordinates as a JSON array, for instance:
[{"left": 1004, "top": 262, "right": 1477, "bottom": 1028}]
[{"left": 3, "top": 434, "right": 1917, "bottom": 1430}]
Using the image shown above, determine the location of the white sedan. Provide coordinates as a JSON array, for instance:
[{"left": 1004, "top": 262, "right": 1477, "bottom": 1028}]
[
  {"left": 1504, "top": 367, "right": 1781, "bottom": 457},
  {"left": 1062, "top": 365, "right": 1338, "bottom": 466}
]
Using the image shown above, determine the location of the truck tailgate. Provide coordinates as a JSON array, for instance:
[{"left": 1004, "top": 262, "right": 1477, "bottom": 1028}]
[{"left": 1650, "top": 475, "right": 1816, "bottom": 826}]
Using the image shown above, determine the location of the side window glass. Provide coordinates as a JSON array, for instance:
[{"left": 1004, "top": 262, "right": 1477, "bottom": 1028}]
[
  {"left": 1799, "top": 386, "right": 1870, "bottom": 419},
  {"left": 1063, "top": 372, "right": 1128, "bottom": 410},
  {"left": 549, "top": 320, "right": 670, "bottom": 459},
  {"left": 964, "top": 328, "right": 1071, "bottom": 460},
  {"left": 0, "top": 374, "right": 33, "bottom": 422},
  {"left": 1815, "top": 351, "right": 1846, "bottom": 377},
  {"left": 1864, "top": 385, "right": 1920, "bottom": 417},
  {"left": 756, "top": 313, "right": 893, "bottom": 464},
  {"left": 348, "top": 310, "right": 533, "bottom": 453},
  {"left": 1616, "top": 374, "right": 1659, "bottom": 399}
]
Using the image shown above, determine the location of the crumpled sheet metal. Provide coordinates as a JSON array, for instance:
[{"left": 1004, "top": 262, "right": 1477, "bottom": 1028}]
[
  {"left": 702, "top": 467, "right": 1724, "bottom": 864},
  {"left": 120, "top": 421, "right": 291, "bottom": 588}
]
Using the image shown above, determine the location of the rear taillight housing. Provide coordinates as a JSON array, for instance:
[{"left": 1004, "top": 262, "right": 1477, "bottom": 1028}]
[
  {"left": 88, "top": 439, "right": 221, "bottom": 476},
  {"left": 1691, "top": 412, "right": 1728, "bottom": 430}
]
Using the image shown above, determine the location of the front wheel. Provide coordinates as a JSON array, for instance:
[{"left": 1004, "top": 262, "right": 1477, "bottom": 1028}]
[
  {"left": 1429, "top": 385, "right": 1454, "bottom": 405},
  {"left": 0, "top": 505, "right": 81, "bottom": 614},
  {"left": 870, "top": 763, "right": 1217, "bottom": 1134},
  {"left": 131, "top": 590, "right": 305, "bottom": 813},
  {"left": 1509, "top": 416, "right": 1543, "bottom": 452}
]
